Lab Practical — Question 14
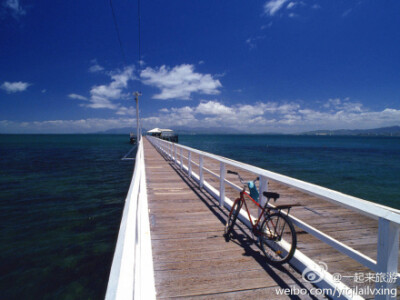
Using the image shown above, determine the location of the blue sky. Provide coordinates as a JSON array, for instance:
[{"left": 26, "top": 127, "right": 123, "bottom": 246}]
[{"left": 1, "top": 0, "right": 399, "bottom": 133}]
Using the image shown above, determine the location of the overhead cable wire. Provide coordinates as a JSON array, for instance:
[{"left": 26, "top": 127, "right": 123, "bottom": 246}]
[
  {"left": 137, "top": 0, "right": 143, "bottom": 135},
  {"left": 109, "top": 0, "right": 127, "bottom": 66},
  {"left": 137, "top": 0, "right": 142, "bottom": 93}
]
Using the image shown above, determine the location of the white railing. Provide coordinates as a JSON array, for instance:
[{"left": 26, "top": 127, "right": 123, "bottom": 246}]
[
  {"left": 105, "top": 137, "right": 156, "bottom": 300},
  {"left": 148, "top": 136, "right": 400, "bottom": 300}
]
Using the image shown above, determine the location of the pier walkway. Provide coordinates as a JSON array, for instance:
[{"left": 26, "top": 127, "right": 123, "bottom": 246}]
[
  {"left": 106, "top": 136, "right": 400, "bottom": 300},
  {"left": 144, "top": 138, "right": 319, "bottom": 299}
]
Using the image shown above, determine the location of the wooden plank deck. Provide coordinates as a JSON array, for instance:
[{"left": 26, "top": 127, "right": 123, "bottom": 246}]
[
  {"left": 144, "top": 138, "right": 398, "bottom": 299},
  {"left": 144, "top": 138, "right": 324, "bottom": 299}
]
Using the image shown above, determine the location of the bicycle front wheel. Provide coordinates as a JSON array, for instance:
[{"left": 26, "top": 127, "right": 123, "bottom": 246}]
[
  {"left": 260, "top": 213, "right": 297, "bottom": 265},
  {"left": 224, "top": 199, "right": 241, "bottom": 238}
]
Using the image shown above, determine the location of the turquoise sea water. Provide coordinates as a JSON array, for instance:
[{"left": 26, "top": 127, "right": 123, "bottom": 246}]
[
  {"left": 0, "top": 135, "right": 133, "bottom": 299},
  {"left": 1, "top": 134, "right": 399, "bottom": 299}
]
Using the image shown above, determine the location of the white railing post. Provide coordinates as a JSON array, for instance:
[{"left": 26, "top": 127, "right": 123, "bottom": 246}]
[
  {"left": 199, "top": 155, "right": 204, "bottom": 188},
  {"left": 375, "top": 218, "right": 399, "bottom": 300},
  {"left": 174, "top": 144, "right": 177, "bottom": 164},
  {"left": 166, "top": 142, "right": 169, "bottom": 157},
  {"left": 188, "top": 151, "right": 192, "bottom": 177},
  {"left": 219, "top": 162, "right": 225, "bottom": 207},
  {"left": 180, "top": 148, "right": 183, "bottom": 170},
  {"left": 259, "top": 176, "right": 268, "bottom": 215}
]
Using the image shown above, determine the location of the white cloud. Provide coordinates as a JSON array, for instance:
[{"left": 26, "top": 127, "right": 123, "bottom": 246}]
[
  {"left": 0, "top": 118, "right": 136, "bottom": 134},
  {"left": 287, "top": 2, "right": 296, "bottom": 9},
  {"left": 323, "top": 98, "right": 363, "bottom": 112},
  {"left": 246, "top": 36, "right": 266, "bottom": 49},
  {"left": 89, "top": 64, "right": 104, "bottom": 73},
  {"left": 87, "top": 65, "right": 135, "bottom": 109},
  {"left": 264, "top": 0, "right": 288, "bottom": 16},
  {"left": 1, "top": 81, "right": 31, "bottom": 93},
  {"left": 3, "top": 98, "right": 399, "bottom": 134},
  {"left": 3, "top": 0, "right": 26, "bottom": 18},
  {"left": 69, "top": 65, "right": 136, "bottom": 116},
  {"left": 140, "top": 64, "right": 222, "bottom": 100},
  {"left": 237, "top": 104, "right": 264, "bottom": 116},
  {"left": 68, "top": 93, "right": 88, "bottom": 101},
  {"left": 89, "top": 59, "right": 104, "bottom": 73},
  {"left": 141, "top": 99, "right": 400, "bottom": 133},
  {"left": 116, "top": 106, "right": 136, "bottom": 116},
  {"left": 196, "top": 101, "right": 233, "bottom": 115}
]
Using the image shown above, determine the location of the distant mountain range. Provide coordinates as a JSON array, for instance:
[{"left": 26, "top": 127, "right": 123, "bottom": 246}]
[
  {"left": 98, "top": 127, "right": 137, "bottom": 134},
  {"left": 97, "top": 125, "right": 400, "bottom": 136},
  {"left": 170, "top": 126, "right": 245, "bottom": 134},
  {"left": 302, "top": 126, "right": 400, "bottom": 136}
]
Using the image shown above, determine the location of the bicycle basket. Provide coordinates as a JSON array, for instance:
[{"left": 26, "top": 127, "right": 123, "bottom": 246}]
[{"left": 248, "top": 181, "right": 259, "bottom": 203}]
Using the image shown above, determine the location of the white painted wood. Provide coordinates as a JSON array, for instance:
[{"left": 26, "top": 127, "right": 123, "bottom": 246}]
[
  {"left": 135, "top": 147, "right": 156, "bottom": 300},
  {"left": 219, "top": 162, "right": 225, "bottom": 207},
  {"left": 180, "top": 148, "right": 183, "bottom": 170},
  {"left": 188, "top": 151, "right": 192, "bottom": 177},
  {"left": 106, "top": 142, "right": 142, "bottom": 300},
  {"left": 174, "top": 144, "right": 177, "bottom": 164},
  {"left": 375, "top": 218, "right": 400, "bottom": 300},
  {"left": 287, "top": 212, "right": 378, "bottom": 271},
  {"left": 202, "top": 165, "right": 220, "bottom": 178},
  {"left": 199, "top": 155, "right": 204, "bottom": 188},
  {"left": 259, "top": 176, "right": 268, "bottom": 216},
  {"left": 106, "top": 139, "right": 156, "bottom": 300}
]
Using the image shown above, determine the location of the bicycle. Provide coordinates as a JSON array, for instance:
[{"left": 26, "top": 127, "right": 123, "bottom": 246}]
[{"left": 224, "top": 170, "right": 298, "bottom": 265}]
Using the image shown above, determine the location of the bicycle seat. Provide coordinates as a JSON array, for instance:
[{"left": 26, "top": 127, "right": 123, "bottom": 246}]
[{"left": 263, "top": 192, "right": 280, "bottom": 199}]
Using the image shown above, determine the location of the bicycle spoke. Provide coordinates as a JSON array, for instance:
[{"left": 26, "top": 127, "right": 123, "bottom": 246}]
[{"left": 259, "top": 213, "right": 297, "bottom": 264}]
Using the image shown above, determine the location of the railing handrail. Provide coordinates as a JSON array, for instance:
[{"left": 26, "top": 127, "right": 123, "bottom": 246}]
[
  {"left": 105, "top": 138, "right": 155, "bottom": 300},
  {"left": 150, "top": 137, "right": 400, "bottom": 224}
]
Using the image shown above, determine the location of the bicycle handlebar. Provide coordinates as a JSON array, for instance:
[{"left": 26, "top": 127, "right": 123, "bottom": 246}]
[{"left": 227, "top": 170, "right": 259, "bottom": 184}]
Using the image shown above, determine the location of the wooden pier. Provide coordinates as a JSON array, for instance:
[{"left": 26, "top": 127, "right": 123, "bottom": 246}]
[
  {"left": 106, "top": 137, "right": 400, "bottom": 300},
  {"left": 144, "top": 138, "right": 320, "bottom": 299}
]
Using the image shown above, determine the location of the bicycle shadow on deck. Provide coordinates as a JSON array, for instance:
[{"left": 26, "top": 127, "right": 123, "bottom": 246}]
[{"left": 152, "top": 145, "right": 323, "bottom": 300}]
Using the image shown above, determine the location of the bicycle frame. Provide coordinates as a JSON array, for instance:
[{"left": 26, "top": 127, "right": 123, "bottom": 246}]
[{"left": 237, "top": 189, "right": 271, "bottom": 232}]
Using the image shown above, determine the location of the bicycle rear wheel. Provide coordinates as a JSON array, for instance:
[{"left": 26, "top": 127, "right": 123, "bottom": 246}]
[
  {"left": 259, "top": 213, "right": 296, "bottom": 265},
  {"left": 224, "top": 199, "right": 241, "bottom": 239}
]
